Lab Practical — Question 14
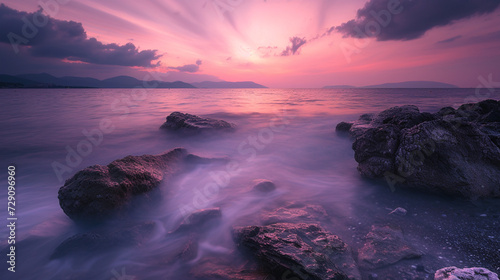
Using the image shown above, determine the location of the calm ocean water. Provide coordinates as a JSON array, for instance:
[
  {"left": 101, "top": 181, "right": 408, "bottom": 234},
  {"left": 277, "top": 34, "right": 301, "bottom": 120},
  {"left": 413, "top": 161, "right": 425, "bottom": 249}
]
[{"left": 0, "top": 88, "right": 498, "bottom": 279}]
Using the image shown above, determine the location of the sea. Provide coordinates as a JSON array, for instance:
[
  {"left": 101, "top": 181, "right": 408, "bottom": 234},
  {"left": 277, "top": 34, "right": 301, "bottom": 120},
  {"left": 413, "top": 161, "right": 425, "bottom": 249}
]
[{"left": 0, "top": 88, "right": 499, "bottom": 280}]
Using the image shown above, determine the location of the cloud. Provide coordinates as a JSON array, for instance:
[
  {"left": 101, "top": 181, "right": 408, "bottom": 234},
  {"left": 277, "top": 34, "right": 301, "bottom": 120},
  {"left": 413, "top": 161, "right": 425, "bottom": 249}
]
[
  {"left": 168, "top": 60, "right": 202, "bottom": 72},
  {"left": 0, "top": 4, "right": 160, "bottom": 67},
  {"left": 437, "top": 35, "right": 462, "bottom": 44},
  {"left": 281, "top": 37, "right": 307, "bottom": 56},
  {"left": 336, "top": 0, "right": 500, "bottom": 41},
  {"left": 257, "top": 46, "right": 278, "bottom": 57}
]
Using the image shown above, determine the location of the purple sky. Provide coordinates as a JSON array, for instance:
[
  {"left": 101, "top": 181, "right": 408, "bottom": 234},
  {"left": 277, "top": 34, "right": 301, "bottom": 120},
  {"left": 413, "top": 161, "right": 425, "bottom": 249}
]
[{"left": 1, "top": 0, "right": 500, "bottom": 87}]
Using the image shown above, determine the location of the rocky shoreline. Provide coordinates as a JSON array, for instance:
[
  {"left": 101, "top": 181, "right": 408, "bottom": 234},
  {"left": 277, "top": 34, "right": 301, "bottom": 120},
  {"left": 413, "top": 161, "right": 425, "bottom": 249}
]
[
  {"left": 47, "top": 108, "right": 500, "bottom": 279},
  {"left": 336, "top": 100, "right": 500, "bottom": 198}
]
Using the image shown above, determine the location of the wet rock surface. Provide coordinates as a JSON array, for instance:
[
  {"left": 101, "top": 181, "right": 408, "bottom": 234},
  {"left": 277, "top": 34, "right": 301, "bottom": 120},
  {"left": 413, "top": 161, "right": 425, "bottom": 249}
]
[
  {"left": 172, "top": 207, "right": 222, "bottom": 233},
  {"left": 261, "top": 202, "right": 328, "bottom": 225},
  {"left": 160, "top": 112, "right": 235, "bottom": 133},
  {"left": 435, "top": 266, "right": 499, "bottom": 280},
  {"left": 336, "top": 100, "right": 500, "bottom": 198},
  {"left": 58, "top": 148, "right": 187, "bottom": 222},
  {"left": 357, "top": 225, "right": 422, "bottom": 269},
  {"left": 233, "top": 222, "right": 361, "bottom": 280}
]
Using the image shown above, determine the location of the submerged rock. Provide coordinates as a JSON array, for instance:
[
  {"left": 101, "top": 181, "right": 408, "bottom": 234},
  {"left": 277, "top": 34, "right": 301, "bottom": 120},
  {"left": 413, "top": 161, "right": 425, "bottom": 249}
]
[
  {"left": 358, "top": 225, "right": 422, "bottom": 269},
  {"left": 252, "top": 179, "right": 276, "bottom": 193},
  {"left": 58, "top": 148, "right": 187, "bottom": 222},
  {"left": 336, "top": 100, "right": 500, "bottom": 198},
  {"left": 172, "top": 207, "right": 222, "bottom": 233},
  {"left": 261, "top": 202, "right": 328, "bottom": 225},
  {"left": 336, "top": 122, "right": 353, "bottom": 134},
  {"left": 234, "top": 223, "right": 361, "bottom": 280},
  {"left": 51, "top": 222, "right": 155, "bottom": 259},
  {"left": 434, "top": 266, "right": 499, "bottom": 280},
  {"left": 160, "top": 112, "right": 235, "bottom": 133}
]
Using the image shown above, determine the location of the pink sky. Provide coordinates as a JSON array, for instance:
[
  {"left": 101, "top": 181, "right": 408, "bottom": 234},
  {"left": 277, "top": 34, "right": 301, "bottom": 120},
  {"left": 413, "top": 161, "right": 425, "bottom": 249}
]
[{"left": 2, "top": 0, "right": 500, "bottom": 87}]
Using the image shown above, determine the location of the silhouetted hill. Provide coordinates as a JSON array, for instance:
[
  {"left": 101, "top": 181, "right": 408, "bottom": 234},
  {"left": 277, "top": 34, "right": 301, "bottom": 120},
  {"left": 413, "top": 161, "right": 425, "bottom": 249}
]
[
  {"left": 323, "top": 85, "right": 356, "bottom": 89},
  {"left": 323, "top": 81, "right": 458, "bottom": 89},
  {"left": 0, "top": 74, "right": 55, "bottom": 88},
  {"left": 363, "top": 81, "right": 458, "bottom": 88},
  {"left": 191, "top": 81, "right": 267, "bottom": 88},
  {"left": 0, "top": 73, "right": 195, "bottom": 88}
]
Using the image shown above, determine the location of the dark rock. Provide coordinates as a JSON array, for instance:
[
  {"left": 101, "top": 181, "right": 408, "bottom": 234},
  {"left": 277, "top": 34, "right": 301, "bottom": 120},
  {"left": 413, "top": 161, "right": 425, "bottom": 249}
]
[
  {"left": 252, "top": 179, "right": 276, "bottom": 193},
  {"left": 480, "top": 122, "right": 500, "bottom": 148},
  {"left": 373, "top": 105, "right": 434, "bottom": 129},
  {"left": 336, "top": 122, "right": 353, "bottom": 133},
  {"left": 179, "top": 236, "right": 199, "bottom": 262},
  {"left": 338, "top": 100, "right": 500, "bottom": 198},
  {"left": 190, "top": 256, "right": 266, "bottom": 280},
  {"left": 160, "top": 112, "right": 235, "bottom": 133},
  {"left": 416, "top": 264, "right": 425, "bottom": 272},
  {"left": 51, "top": 222, "right": 155, "bottom": 259},
  {"left": 358, "top": 225, "right": 422, "bottom": 269},
  {"left": 58, "top": 148, "right": 187, "bottom": 222},
  {"left": 172, "top": 207, "right": 222, "bottom": 233},
  {"left": 395, "top": 120, "right": 500, "bottom": 198},
  {"left": 346, "top": 106, "right": 433, "bottom": 139},
  {"left": 435, "top": 106, "right": 456, "bottom": 117},
  {"left": 352, "top": 125, "right": 400, "bottom": 178},
  {"left": 261, "top": 203, "right": 328, "bottom": 225},
  {"left": 234, "top": 223, "right": 361, "bottom": 280},
  {"left": 348, "top": 113, "right": 374, "bottom": 139},
  {"left": 434, "top": 266, "right": 499, "bottom": 280}
]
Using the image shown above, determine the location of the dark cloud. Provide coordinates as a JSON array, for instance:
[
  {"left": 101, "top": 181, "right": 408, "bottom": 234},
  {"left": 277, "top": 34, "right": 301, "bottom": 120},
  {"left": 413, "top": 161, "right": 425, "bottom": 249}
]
[
  {"left": 0, "top": 4, "right": 160, "bottom": 67},
  {"left": 168, "top": 60, "right": 202, "bottom": 73},
  {"left": 281, "top": 37, "right": 307, "bottom": 56},
  {"left": 336, "top": 0, "right": 500, "bottom": 41},
  {"left": 437, "top": 35, "right": 462, "bottom": 44}
]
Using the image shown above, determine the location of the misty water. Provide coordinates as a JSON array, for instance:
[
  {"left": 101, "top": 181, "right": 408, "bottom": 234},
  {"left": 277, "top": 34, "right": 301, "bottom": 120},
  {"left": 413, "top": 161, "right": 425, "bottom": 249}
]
[{"left": 0, "top": 88, "right": 499, "bottom": 280}]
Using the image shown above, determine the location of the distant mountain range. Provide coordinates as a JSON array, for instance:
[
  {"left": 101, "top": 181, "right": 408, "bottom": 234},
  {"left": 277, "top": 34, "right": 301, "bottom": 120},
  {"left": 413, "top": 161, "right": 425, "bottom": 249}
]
[
  {"left": 324, "top": 81, "right": 459, "bottom": 89},
  {"left": 191, "top": 81, "right": 267, "bottom": 88},
  {"left": 0, "top": 73, "right": 267, "bottom": 89}
]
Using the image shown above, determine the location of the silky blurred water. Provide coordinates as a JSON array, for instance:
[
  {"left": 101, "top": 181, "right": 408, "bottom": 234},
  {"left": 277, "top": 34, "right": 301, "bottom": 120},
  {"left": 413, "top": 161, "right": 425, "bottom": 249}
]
[{"left": 0, "top": 88, "right": 498, "bottom": 280}]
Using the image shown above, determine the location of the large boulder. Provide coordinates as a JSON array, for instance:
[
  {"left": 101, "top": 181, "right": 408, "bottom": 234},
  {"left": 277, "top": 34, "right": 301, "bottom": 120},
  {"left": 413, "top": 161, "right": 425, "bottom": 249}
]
[
  {"left": 434, "top": 266, "right": 499, "bottom": 280},
  {"left": 58, "top": 148, "right": 187, "bottom": 222},
  {"left": 341, "top": 106, "right": 434, "bottom": 139},
  {"left": 357, "top": 225, "right": 421, "bottom": 269},
  {"left": 337, "top": 100, "right": 500, "bottom": 198},
  {"left": 233, "top": 223, "right": 361, "bottom": 280},
  {"left": 372, "top": 105, "right": 434, "bottom": 129},
  {"left": 395, "top": 120, "right": 500, "bottom": 197},
  {"left": 352, "top": 125, "right": 400, "bottom": 178},
  {"left": 160, "top": 112, "right": 235, "bottom": 133}
]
